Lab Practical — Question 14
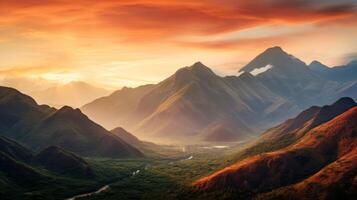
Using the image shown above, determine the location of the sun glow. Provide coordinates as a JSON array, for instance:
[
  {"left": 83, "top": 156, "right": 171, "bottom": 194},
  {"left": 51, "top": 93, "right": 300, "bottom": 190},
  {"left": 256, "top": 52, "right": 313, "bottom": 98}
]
[{"left": 40, "top": 72, "right": 80, "bottom": 83}]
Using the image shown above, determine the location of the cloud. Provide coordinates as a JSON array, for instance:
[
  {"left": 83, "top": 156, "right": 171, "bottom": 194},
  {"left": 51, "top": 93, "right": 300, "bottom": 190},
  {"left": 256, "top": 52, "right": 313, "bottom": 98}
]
[
  {"left": 343, "top": 52, "right": 357, "bottom": 63},
  {"left": 0, "top": 0, "right": 356, "bottom": 88},
  {"left": 0, "top": 0, "right": 355, "bottom": 43}
]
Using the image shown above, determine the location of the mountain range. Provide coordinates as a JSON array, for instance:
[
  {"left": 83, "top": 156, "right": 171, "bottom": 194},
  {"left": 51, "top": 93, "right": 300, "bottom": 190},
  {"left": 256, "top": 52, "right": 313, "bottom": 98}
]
[
  {"left": 0, "top": 86, "right": 142, "bottom": 158},
  {"left": 0, "top": 78, "right": 111, "bottom": 108},
  {"left": 193, "top": 98, "right": 357, "bottom": 199},
  {"left": 309, "top": 60, "right": 357, "bottom": 82},
  {"left": 82, "top": 47, "right": 357, "bottom": 143},
  {"left": 238, "top": 97, "right": 357, "bottom": 157},
  {"left": 31, "top": 81, "right": 111, "bottom": 108}
]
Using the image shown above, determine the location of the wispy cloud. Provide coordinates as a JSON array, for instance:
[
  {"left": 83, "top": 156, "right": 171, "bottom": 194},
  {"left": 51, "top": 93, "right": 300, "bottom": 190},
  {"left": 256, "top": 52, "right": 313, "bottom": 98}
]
[{"left": 0, "top": 0, "right": 356, "bottom": 88}]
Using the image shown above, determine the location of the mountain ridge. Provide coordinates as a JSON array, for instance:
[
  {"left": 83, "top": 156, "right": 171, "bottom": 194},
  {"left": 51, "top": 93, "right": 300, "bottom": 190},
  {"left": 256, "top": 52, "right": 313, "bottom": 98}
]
[
  {"left": 193, "top": 105, "right": 357, "bottom": 199},
  {"left": 82, "top": 47, "right": 357, "bottom": 143},
  {"left": 0, "top": 86, "right": 143, "bottom": 158}
]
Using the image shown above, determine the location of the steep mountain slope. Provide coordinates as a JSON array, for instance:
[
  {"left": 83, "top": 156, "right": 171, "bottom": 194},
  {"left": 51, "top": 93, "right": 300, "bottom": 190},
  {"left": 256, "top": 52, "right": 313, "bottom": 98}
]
[
  {"left": 83, "top": 62, "right": 289, "bottom": 142},
  {"left": 242, "top": 97, "right": 357, "bottom": 155},
  {"left": 0, "top": 86, "right": 54, "bottom": 136},
  {"left": 110, "top": 127, "right": 166, "bottom": 157},
  {"left": 83, "top": 47, "right": 357, "bottom": 143},
  {"left": 111, "top": 127, "right": 142, "bottom": 147},
  {"left": 0, "top": 135, "right": 105, "bottom": 199},
  {"left": 134, "top": 62, "right": 256, "bottom": 141},
  {"left": 334, "top": 80, "right": 357, "bottom": 100},
  {"left": 23, "top": 106, "right": 143, "bottom": 158},
  {"left": 223, "top": 72, "right": 298, "bottom": 125},
  {"left": 309, "top": 60, "right": 357, "bottom": 82},
  {"left": 193, "top": 106, "right": 357, "bottom": 197},
  {"left": 0, "top": 86, "right": 143, "bottom": 158},
  {"left": 0, "top": 136, "right": 33, "bottom": 163},
  {"left": 277, "top": 148, "right": 357, "bottom": 200},
  {"left": 0, "top": 136, "right": 49, "bottom": 188},
  {"left": 82, "top": 84, "right": 155, "bottom": 129},
  {"left": 0, "top": 152, "right": 49, "bottom": 187},
  {"left": 308, "top": 60, "right": 330, "bottom": 73},
  {"left": 31, "top": 81, "right": 110, "bottom": 108},
  {"left": 35, "top": 146, "right": 94, "bottom": 178},
  {"left": 239, "top": 46, "right": 342, "bottom": 107},
  {"left": 231, "top": 98, "right": 356, "bottom": 163}
]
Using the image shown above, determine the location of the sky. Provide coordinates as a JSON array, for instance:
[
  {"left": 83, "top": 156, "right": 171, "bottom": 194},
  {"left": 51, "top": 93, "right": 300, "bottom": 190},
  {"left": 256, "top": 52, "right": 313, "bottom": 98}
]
[{"left": 1, "top": 0, "right": 357, "bottom": 90}]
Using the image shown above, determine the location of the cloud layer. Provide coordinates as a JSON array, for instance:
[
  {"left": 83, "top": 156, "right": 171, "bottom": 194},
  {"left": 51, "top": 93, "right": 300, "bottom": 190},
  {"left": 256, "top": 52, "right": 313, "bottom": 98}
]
[{"left": 0, "top": 0, "right": 356, "bottom": 88}]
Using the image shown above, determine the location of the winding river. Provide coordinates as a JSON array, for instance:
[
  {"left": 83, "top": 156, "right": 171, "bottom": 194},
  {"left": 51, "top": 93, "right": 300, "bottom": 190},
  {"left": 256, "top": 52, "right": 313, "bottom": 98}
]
[{"left": 66, "top": 185, "right": 110, "bottom": 200}]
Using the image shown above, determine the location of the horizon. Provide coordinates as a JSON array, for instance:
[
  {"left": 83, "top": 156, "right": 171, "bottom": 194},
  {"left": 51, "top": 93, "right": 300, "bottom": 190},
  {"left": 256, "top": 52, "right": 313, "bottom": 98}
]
[{"left": 1, "top": 46, "right": 356, "bottom": 92}]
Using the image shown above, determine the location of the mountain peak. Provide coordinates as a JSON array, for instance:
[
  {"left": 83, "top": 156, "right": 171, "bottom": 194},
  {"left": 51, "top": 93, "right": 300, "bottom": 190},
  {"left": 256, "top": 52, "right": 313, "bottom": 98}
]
[
  {"left": 0, "top": 86, "right": 38, "bottom": 105},
  {"left": 171, "top": 62, "right": 216, "bottom": 84},
  {"left": 189, "top": 61, "right": 213, "bottom": 73},
  {"left": 331, "top": 97, "right": 356, "bottom": 108},
  {"left": 310, "top": 60, "right": 323, "bottom": 65},
  {"left": 193, "top": 61, "right": 204, "bottom": 67},
  {"left": 265, "top": 46, "right": 284, "bottom": 53},
  {"left": 308, "top": 60, "right": 329, "bottom": 72},
  {"left": 310, "top": 97, "right": 356, "bottom": 128},
  {"left": 54, "top": 106, "right": 84, "bottom": 119},
  {"left": 239, "top": 46, "right": 307, "bottom": 75},
  {"left": 57, "top": 105, "right": 76, "bottom": 113},
  {"left": 259, "top": 46, "right": 288, "bottom": 58}
]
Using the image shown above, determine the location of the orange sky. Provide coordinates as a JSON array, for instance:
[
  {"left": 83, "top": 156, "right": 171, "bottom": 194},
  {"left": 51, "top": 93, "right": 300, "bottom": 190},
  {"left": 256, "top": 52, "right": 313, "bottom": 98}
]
[{"left": 0, "top": 0, "right": 357, "bottom": 89}]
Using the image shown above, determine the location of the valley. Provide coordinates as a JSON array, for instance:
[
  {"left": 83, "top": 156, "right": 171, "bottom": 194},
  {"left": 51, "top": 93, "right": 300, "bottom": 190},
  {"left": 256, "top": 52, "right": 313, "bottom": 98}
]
[{"left": 0, "top": 47, "right": 356, "bottom": 200}]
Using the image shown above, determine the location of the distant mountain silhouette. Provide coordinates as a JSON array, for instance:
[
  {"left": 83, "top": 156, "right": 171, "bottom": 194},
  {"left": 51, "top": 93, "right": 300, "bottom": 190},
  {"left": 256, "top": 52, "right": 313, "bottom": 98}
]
[
  {"left": 308, "top": 60, "right": 330, "bottom": 73},
  {"left": 240, "top": 46, "right": 307, "bottom": 74},
  {"left": 194, "top": 104, "right": 357, "bottom": 199},
  {"left": 84, "top": 62, "right": 292, "bottom": 142},
  {"left": 309, "top": 60, "right": 357, "bottom": 82},
  {"left": 31, "top": 81, "right": 110, "bottom": 108},
  {"left": 240, "top": 47, "right": 346, "bottom": 107},
  {"left": 83, "top": 47, "right": 356, "bottom": 143},
  {"left": 82, "top": 84, "right": 155, "bottom": 129},
  {"left": 0, "top": 86, "right": 143, "bottom": 158}
]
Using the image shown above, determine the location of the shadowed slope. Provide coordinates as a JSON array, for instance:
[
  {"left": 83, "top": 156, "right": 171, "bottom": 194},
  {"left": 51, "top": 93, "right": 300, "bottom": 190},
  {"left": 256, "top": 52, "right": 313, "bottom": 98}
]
[
  {"left": 0, "top": 86, "right": 143, "bottom": 158},
  {"left": 240, "top": 97, "right": 357, "bottom": 157},
  {"left": 0, "top": 86, "right": 54, "bottom": 137},
  {"left": 0, "top": 136, "right": 33, "bottom": 163},
  {"left": 25, "top": 106, "right": 143, "bottom": 158},
  {"left": 111, "top": 127, "right": 142, "bottom": 147},
  {"left": 83, "top": 62, "right": 288, "bottom": 142},
  {"left": 82, "top": 47, "right": 357, "bottom": 143},
  {"left": 194, "top": 106, "right": 357, "bottom": 196},
  {"left": 35, "top": 146, "right": 94, "bottom": 178},
  {"left": 82, "top": 84, "right": 155, "bottom": 128}
]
